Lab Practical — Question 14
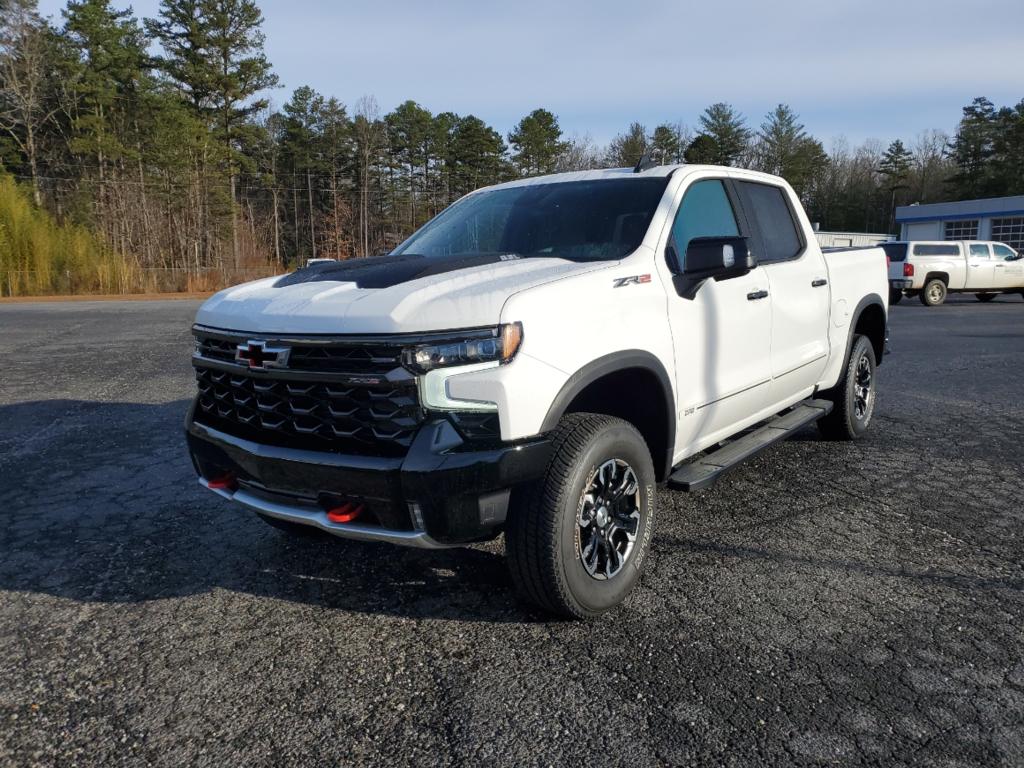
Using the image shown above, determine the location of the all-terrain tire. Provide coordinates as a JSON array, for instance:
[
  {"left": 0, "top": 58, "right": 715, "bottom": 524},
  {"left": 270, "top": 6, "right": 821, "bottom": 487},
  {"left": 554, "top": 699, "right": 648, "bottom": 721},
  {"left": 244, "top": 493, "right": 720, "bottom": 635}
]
[
  {"left": 817, "top": 335, "right": 877, "bottom": 441},
  {"left": 505, "top": 413, "right": 656, "bottom": 619},
  {"left": 920, "top": 279, "right": 947, "bottom": 306}
]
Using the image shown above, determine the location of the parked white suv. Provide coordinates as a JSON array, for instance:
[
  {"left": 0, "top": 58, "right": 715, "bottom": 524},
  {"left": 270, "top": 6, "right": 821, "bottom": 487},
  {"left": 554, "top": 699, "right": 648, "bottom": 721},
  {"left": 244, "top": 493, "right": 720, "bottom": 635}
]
[
  {"left": 885, "top": 240, "right": 1024, "bottom": 306},
  {"left": 186, "top": 165, "right": 888, "bottom": 617}
]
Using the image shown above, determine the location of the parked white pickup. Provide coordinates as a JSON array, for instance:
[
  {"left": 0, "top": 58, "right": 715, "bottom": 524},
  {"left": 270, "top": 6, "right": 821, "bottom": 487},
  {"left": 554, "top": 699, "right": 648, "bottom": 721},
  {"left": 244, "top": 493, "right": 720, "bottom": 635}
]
[
  {"left": 187, "top": 164, "right": 889, "bottom": 618},
  {"left": 885, "top": 240, "right": 1024, "bottom": 305}
]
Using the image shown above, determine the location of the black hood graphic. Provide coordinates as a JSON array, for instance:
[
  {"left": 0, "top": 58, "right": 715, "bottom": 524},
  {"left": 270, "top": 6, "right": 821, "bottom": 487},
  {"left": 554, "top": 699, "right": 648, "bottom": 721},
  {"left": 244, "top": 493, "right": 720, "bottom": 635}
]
[{"left": 274, "top": 252, "right": 534, "bottom": 290}]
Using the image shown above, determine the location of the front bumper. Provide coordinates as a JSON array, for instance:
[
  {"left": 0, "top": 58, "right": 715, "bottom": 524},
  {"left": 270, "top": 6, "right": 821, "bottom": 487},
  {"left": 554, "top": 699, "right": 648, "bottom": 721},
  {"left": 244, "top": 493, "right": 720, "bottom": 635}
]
[{"left": 185, "top": 400, "right": 551, "bottom": 547}]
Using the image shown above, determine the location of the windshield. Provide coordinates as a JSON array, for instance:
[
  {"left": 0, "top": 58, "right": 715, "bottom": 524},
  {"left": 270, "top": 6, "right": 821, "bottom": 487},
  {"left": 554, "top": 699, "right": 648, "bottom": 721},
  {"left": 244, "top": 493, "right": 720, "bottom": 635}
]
[{"left": 392, "top": 178, "right": 669, "bottom": 262}]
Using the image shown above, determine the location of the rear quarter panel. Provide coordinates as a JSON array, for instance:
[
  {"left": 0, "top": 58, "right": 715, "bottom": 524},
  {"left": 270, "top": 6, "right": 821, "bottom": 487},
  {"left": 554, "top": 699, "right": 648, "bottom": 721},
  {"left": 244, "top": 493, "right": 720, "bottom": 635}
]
[
  {"left": 907, "top": 248, "right": 967, "bottom": 290},
  {"left": 819, "top": 247, "right": 888, "bottom": 389}
]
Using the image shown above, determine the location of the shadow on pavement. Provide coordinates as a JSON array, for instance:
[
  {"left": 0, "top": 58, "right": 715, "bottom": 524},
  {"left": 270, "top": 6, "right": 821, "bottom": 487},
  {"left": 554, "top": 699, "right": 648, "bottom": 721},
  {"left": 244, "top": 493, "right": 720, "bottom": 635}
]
[{"left": 0, "top": 399, "right": 538, "bottom": 623}]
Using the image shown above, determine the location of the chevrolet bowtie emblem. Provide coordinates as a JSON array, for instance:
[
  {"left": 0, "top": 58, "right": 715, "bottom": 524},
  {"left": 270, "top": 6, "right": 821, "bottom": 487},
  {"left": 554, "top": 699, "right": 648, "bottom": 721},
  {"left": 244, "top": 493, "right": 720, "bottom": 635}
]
[{"left": 235, "top": 340, "right": 291, "bottom": 370}]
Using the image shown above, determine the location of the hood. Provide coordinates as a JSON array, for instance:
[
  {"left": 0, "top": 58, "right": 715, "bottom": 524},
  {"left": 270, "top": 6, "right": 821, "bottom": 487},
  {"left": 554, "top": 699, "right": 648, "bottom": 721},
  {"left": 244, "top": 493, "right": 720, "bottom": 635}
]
[{"left": 194, "top": 253, "right": 609, "bottom": 334}]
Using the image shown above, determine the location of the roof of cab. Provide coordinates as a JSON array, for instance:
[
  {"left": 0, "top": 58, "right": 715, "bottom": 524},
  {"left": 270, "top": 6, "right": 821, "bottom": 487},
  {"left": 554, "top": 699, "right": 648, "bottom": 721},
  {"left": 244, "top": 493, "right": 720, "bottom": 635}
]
[{"left": 478, "top": 164, "right": 784, "bottom": 193}]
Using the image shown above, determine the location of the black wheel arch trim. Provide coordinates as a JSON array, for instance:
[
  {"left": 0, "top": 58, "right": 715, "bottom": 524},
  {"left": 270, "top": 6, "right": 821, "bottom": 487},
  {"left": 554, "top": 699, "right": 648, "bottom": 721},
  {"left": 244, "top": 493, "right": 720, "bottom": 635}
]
[
  {"left": 843, "top": 293, "right": 887, "bottom": 371},
  {"left": 540, "top": 350, "right": 676, "bottom": 479}
]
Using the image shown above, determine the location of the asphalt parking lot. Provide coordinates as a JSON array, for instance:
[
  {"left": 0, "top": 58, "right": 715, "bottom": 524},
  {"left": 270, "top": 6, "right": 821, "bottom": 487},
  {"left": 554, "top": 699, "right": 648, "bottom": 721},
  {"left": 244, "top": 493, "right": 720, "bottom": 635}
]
[{"left": 1, "top": 295, "right": 1023, "bottom": 767}]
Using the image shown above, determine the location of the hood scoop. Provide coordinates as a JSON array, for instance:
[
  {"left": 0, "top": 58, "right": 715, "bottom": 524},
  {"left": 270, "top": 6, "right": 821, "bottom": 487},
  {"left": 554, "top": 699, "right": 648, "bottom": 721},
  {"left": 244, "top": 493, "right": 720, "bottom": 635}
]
[{"left": 274, "top": 252, "right": 526, "bottom": 290}]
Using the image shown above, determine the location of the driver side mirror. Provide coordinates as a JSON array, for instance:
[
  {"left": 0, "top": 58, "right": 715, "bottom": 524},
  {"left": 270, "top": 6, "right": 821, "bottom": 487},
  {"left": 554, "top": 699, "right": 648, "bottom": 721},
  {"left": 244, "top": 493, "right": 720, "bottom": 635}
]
[{"left": 669, "top": 236, "right": 755, "bottom": 299}]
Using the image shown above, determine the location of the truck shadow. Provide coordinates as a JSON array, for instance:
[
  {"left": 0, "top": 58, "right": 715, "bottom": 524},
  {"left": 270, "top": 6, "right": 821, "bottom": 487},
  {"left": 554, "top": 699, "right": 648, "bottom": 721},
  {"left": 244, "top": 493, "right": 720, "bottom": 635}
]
[{"left": 0, "top": 399, "right": 537, "bottom": 623}]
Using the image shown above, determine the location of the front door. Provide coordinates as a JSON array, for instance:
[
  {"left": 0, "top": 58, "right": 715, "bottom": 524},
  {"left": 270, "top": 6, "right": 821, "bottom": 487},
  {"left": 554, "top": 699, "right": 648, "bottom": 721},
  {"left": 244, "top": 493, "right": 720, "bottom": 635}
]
[
  {"left": 661, "top": 177, "right": 773, "bottom": 457},
  {"left": 993, "top": 244, "right": 1024, "bottom": 288}
]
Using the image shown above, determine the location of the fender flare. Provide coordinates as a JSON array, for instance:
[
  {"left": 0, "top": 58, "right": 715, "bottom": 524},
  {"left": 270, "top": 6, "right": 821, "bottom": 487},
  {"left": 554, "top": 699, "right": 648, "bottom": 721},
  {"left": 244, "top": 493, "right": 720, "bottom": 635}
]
[
  {"left": 841, "top": 293, "right": 887, "bottom": 372},
  {"left": 540, "top": 350, "right": 676, "bottom": 478}
]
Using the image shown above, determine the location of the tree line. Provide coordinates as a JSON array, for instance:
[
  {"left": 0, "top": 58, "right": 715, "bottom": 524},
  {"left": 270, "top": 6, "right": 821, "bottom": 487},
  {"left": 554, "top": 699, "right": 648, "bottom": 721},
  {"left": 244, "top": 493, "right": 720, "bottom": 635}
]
[{"left": 1, "top": 0, "right": 1022, "bottom": 295}]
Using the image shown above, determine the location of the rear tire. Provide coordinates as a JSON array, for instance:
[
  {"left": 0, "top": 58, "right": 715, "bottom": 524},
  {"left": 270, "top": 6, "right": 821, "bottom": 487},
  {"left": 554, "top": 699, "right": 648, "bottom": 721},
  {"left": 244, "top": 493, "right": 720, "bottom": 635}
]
[
  {"left": 817, "top": 335, "right": 877, "bottom": 441},
  {"left": 920, "top": 279, "right": 947, "bottom": 306},
  {"left": 976, "top": 293, "right": 997, "bottom": 302},
  {"left": 889, "top": 289, "right": 903, "bottom": 305},
  {"left": 506, "top": 413, "right": 656, "bottom": 619}
]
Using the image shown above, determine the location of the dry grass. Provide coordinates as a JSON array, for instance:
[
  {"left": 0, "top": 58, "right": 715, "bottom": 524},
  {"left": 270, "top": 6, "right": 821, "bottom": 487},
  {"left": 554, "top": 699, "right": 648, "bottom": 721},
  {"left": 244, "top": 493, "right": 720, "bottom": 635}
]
[{"left": 0, "top": 173, "right": 277, "bottom": 297}]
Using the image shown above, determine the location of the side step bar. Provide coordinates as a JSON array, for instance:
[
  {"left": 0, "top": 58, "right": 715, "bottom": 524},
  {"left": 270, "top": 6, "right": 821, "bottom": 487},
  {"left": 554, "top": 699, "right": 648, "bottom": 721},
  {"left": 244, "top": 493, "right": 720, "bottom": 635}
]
[{"left": 667, "top": 399, "right": 833, "bottom": 492}]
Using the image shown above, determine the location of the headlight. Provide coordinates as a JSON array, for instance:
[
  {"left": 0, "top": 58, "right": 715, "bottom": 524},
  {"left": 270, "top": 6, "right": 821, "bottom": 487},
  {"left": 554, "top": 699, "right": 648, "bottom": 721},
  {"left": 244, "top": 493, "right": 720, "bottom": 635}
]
[{"left": 401, "top": 322, "right": 523, "bottom": 375}]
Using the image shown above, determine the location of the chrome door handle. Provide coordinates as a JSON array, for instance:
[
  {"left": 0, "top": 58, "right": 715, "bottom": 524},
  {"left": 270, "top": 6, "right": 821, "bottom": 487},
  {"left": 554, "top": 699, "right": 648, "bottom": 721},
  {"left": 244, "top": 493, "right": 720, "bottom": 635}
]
[
  {"left": 995, "top": 264, "right": 1005, "bottom": 268},
  {"left": 746, "top": 289, "right": 769, "bottom": 301},
  {"left": 811, "top": 278, "right": 827, "bottom": 287}
]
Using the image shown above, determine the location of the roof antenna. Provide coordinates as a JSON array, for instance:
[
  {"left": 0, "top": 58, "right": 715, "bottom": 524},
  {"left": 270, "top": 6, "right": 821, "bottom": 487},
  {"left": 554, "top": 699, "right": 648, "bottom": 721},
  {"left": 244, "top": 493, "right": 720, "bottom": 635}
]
[{"left": 633, "top": 149, "right": 658, "bottom": 173}]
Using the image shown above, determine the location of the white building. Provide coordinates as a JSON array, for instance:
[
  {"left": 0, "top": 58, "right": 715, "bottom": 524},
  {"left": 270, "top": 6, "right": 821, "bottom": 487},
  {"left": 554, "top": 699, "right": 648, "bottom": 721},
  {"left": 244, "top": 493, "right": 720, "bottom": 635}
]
[
  {"left": 895, "top": 195, "right": 1024, "bottom": 251},
  {"left": 814, "top": 230, "right": 891, "bottom": 248}
]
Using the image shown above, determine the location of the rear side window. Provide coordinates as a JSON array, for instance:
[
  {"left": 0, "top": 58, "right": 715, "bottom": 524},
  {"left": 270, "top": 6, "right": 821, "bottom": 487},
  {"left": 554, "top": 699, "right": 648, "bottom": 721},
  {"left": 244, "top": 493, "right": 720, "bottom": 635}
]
[
  {"left": 881, "top": 243, "right": 908, "bottom": 262},
  {"left": 969, "top": 244, "right": 991, "bottom": 257},
  {"left": 670, "top": 179, "right": 739, "bottom": 270},
  {"left": 735, "top": 181, "right": 803, "bottom": 263},
  {"left": 913, "top": 244, "right": 960, "bottom": 256}
]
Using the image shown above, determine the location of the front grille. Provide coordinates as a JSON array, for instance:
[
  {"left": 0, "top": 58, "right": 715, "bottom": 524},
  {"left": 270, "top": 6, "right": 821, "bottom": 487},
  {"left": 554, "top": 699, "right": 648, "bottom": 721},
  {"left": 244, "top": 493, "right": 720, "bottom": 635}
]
[{"left": 191, "top": 327, "right": 423, "bottom": 457}]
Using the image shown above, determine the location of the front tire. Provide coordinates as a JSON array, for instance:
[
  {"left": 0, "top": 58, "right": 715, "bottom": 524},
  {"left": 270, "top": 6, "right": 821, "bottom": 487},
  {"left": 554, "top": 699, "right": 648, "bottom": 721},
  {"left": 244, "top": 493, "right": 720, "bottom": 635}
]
[
  {"left": 506, "top": 413, "right": 656, "bottom": 619},
  {"left": 976, "top": 292, "right": 997, "bottom": 302},
  {"left": 818, "top": 335, "right": 877, "bottom": 441},
  {"left": 920, "top": 279, "right": 947, "bottom": 306}
]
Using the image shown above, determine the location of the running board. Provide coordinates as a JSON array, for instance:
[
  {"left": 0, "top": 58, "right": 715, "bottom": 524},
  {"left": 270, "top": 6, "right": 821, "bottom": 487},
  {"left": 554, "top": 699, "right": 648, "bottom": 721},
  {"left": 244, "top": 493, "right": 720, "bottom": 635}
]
[{"left": 667, "top": 399, "right": 833, "bottom": 492}]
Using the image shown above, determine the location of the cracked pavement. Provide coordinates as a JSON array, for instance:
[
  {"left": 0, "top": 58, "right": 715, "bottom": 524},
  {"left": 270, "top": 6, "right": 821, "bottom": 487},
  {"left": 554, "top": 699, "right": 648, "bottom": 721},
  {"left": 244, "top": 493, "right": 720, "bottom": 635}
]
[{"left": 1, "top": 295, "right": 1023, "bottom": 766}]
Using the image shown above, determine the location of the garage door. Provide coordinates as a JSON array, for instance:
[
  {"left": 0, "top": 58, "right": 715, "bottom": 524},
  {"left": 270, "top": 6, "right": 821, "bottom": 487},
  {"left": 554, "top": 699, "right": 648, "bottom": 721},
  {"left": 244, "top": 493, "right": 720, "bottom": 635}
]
[{"left": 905, "top": 222, "right": 942, "bottom": 240}]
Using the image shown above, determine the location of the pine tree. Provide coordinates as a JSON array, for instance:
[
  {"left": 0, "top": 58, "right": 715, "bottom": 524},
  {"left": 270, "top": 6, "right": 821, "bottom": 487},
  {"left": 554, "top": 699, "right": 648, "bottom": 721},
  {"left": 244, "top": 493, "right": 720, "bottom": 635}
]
[
  {"left": 879, "top": 139, "right": 913, "bottom": 232},
  {"left": 989, "top": 100, "right": 1024, "bottom": 197},
  {"left": 62, "top": 0, "right": 148, "bottom": 247},
  {"left": 698, "top": 103, "right": 750, "bottom": 166},
  {"left": 650, "top": 124, "right": 682, "bottom": 164},
  {"left": 280, "top": 85, "right": 322, "bottom": 260},
  {"left": 684, "top": 134, "right": 719, "bottom": 164},
  {"left": 756, "top": 104, "right": 827, "bottom": 199},
  {"left": 147, "top": 0, "right": 277, "bottom": 265},
  {"left": 448, "top": 114, "right": 507, "bottom": 198},
  {"left": 508, "top": 108, "right": 566, "bottom": 176},
  {"left": 386, "top": 100, "right": 434, "bottom": 226},
  {"left": 947, "top": 97, "right": 996, "bottom": 200},
  {"left": 605, "top": 122, "right": 648, "bottom": 167}
]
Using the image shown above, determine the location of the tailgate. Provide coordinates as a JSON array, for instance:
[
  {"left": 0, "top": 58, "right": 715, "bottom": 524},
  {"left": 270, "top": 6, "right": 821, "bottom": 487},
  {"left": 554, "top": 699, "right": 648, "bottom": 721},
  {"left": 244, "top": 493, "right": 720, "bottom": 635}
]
[{"left": 881, "top": 242, "right": 908, "bottom": 281}]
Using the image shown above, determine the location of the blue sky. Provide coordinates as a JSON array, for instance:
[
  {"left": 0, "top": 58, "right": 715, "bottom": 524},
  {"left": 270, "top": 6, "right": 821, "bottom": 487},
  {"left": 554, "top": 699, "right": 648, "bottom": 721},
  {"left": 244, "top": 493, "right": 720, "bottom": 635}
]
[{"left": 37, "top": 0, "right": 1022, "bottom": 147}]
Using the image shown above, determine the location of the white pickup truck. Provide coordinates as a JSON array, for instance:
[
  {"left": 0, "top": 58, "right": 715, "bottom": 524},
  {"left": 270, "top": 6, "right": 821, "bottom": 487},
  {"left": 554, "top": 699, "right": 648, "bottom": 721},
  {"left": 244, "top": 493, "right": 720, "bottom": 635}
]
[
  {"left": 885, "top": 240, "right": 1024, "bottom": 306},
  {"left": 186, "top": 164, "right": 888, "bottom": 618}
]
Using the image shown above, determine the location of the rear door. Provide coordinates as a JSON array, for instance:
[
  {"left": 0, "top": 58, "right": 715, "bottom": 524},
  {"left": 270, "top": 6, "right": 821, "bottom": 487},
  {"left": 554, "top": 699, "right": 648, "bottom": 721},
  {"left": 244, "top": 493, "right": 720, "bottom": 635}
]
[
  {"left": 966, "top": 243, "right": 995, "bottom": 289},
  {"left": 733, "top": 178, "right": 829, "bottom": 404}
]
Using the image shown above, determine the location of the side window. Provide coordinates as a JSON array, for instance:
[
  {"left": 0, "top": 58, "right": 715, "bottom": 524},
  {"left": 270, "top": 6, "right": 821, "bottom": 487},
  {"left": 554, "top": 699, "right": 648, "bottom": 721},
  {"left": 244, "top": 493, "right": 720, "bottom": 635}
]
[
  {"left": 969, "top": 243, "right": 991, "bottom": 258},
  {"left": 994, "top": 244, "right": 1017, "bottom": 261},
  {"left": 913, "top": 244, "right": 960, "bottom": 256},
  {"left": 670, "top": 179, "right": 739, "bottom": 270},
  {"left": 735, "top": 181, "right": 803, "bottom": 263}
]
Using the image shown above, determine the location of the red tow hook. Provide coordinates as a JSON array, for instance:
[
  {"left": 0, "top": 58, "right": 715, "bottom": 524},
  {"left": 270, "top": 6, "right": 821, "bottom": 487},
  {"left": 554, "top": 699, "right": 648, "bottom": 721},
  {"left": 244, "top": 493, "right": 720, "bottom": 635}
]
[
  {"left": 326, "top": 502, "right": 364, "bottom": 524},
  {"left": 207, "top": 473, "right": 238, "bottom": 492}
]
